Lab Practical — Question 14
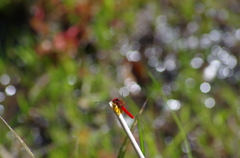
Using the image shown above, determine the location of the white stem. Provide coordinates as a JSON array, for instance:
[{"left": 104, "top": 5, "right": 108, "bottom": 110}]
[{"left": 109, "top": 102, "right": 145, "bottom": 158}]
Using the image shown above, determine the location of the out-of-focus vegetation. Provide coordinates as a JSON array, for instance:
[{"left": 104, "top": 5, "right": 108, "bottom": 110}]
[{"left": 1, "top": 0, "right": 240, "bottom": 157}]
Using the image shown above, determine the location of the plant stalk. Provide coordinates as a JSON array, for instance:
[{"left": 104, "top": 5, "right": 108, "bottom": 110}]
[{"left": 109, "top": 101, "right": 145, "bottom": 158}]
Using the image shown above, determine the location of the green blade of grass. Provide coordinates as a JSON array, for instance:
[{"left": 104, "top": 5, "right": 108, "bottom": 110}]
[
  {"left": 138, "top": 120, "right": 145, "bottom": 156},
  {"left": 148, "top": 72, "right": 193, "bottom": 158}
]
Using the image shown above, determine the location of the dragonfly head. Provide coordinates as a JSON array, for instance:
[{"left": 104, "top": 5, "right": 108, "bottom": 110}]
[
  {"left": 112, "top": 98, "right": 125, "bottom": 107},
  {"left": 112, "top": 98, "right": 119, "bottom": 102}
]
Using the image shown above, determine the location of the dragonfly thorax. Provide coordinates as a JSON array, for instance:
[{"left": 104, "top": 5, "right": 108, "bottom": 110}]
[{"left": 112, "top": 98, "right": 126, "bottom": 107}]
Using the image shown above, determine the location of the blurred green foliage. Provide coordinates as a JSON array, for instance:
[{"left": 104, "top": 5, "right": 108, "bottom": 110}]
[{"left": 1, "top": 0, "right": 240, "bottom": 158}]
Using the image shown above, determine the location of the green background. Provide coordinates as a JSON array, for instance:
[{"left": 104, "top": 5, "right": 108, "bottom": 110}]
[{"left": 0, "top": 0, "right": 240, "bottom": 157}]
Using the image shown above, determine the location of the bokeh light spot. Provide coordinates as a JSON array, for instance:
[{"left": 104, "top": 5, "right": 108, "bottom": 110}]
[
  {"left": 162, "top": 85, "right": 171, "bottom": 95},
  {"left": 119, "top": 87, "right": 129, "bottom": 97},
  {"left": 0, "top": 92, "right": 6, "bottom": 102},
  {"left": 225, "top": 55, "right": 237, "bottom": 68},
  {"left": 0, "top": 74, "right": 10, "bottom": 85},
  {"left": 200, "top": 34, "right": 211, "bottom": 48},
  {"left": 144, "top": 47, "right": 156, "bottom": 58},
  {"left": 68, "top": 75, "right": 77, "bottom": 85},
  {"left": 126, "top": 51, "right": 141, "bottom": 62},
  {"left": 190, "top": 57, "right": 203, "bottom": 69},
  {"left": 188, "top": 36, "right": 199, "bottom": 49},
  {"left": 217, "top": 49, "right": 229, "bottom": 61},
  {"left": 165, "top": 55, "right": 176, "bottom": 71},
  {"left": 185, "top": 78, "right": 196, "bottom": 88},
  {"left": 100, "top": 125, "right": 109, "bottom": 134},
  {"left": 0, "top": 104, "right": 4, "bottom": 115},
  {"left": 148, "top": 56, "right": 159, "bottom": 67},
  {"left": 200, "top": 82, "right": 211, "bottom": 93},
  {"left": 203, "top": 60, "right": 221, "bottom": 81},
  {"left": 90, "top": 64, "right": 100, "bottom": 74},
  {"left": 156, "top": 62, "right": 165, "bottom": 72},
  {"left": 235, "top": 29, "right": 240, "bottom": 40},
  {"left": 210, "top": 30, "right": 221, "bottom": 42},
  {"left": 204, "top": 97, "right": 215, "bottom": 108},
  {"left": 222, "top": 32, "right": 235, "bottom": 47},
  {"left": 187, "top": 22, "right": 198, "bottom": 33},
  {"left": 129, "top": 83, "right": 141, "bottom": 95},
  {"left": 5, "top": 85, "right": 16, "bottom": 96},
  {"left": 153, "top": 116, "right": 166, "bottom": 129},
  {"left": 167, "top": 99, "right": 181, "bottom": 110}
]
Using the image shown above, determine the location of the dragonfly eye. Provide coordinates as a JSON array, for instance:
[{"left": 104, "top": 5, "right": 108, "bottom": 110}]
[{"left": 113, "top": 98, "right": 119, "bottom": 102}]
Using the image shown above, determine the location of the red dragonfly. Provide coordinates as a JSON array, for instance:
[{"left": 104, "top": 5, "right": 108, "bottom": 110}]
[{"left": 111, "top": 98, "right": 134, "bottom": 119}]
